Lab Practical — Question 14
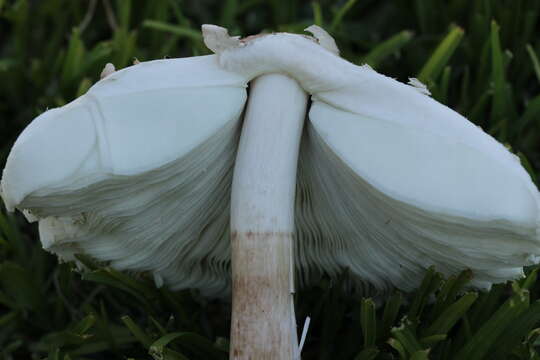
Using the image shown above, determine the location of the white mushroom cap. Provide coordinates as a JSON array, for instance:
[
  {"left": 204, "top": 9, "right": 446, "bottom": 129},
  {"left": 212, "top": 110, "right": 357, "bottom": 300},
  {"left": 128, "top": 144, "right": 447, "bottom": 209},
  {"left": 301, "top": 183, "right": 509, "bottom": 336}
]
[
  {"left": 203, "top": 25, "right": 540, "bottom": 291},
  {"left": 2, "top": 25, "right": 540, "bottom": 296},
  {"left": 1, "top": 55, "right": 249, "bottom": 294},
  {"left": 2, "top": 55, "right": 246, "bottom": 210}
]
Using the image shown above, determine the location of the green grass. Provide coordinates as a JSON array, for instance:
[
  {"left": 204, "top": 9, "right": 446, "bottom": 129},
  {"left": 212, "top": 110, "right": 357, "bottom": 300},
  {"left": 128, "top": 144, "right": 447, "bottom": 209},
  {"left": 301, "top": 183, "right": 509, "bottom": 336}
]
[{"left": 0, "top": 0, "right": 540, "bottom": 359}]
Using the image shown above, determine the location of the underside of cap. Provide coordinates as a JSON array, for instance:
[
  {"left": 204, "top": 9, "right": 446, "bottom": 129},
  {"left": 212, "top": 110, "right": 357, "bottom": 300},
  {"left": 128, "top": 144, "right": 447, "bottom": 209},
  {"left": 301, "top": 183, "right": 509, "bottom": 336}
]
[
  {"left": 200, "top": 24, "right": 540, "bottom": 294},
  {"left": 1, "top": 55, "right": 248, "bottom": 296},
  {"left": 295, "top": 122, "right": 540, "bottom": 293},
  {"left": 2, "top": 24, "right": 540, "bottom": 298},
  {"left": 25, "top": 118, "right": 239, "bottom": 295}
]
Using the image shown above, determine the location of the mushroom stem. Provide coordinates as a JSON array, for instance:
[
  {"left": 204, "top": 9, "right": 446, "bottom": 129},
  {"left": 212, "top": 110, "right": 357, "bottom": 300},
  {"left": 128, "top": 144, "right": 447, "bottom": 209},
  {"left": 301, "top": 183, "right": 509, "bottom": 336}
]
[{"left": 230, "top": 73, "right": 308, "bottom": 359}]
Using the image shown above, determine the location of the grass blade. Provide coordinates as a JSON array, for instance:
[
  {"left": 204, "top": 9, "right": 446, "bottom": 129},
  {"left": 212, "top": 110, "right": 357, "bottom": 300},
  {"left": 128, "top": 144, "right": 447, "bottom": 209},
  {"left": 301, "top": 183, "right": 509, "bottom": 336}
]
[
  {"left": 454, "top": 287, "right": 529, "bottom": 360},
  {"left": 380, "top": 292, "right": 402, "bottom": 341},
  {"left": 361, "top": 30, "right": 414, "bottom": 68},
  {"left": 121, "top": 315, "right": 152, "bottom": 348},
  {"left": 142, "top": 20, "right": 203, "bottom": 42},
  {"left": 490, "top": 20, "right": 513, "bottom": 141},
  {"left": 312, "top": 2, "right": 323, "bottom": 26},
  {"left": 422, "top": 292, "right": 478, "bottom": 337},
  {"left": 360, "top": 298, "right": 377, "bottom": 347},
  {"left": 417, "top": 25, "right": 464, "bottom": 83},
  {"left": 526, "top": 44, "right": 540, "bottom": 83},
  {"left": 330, "top": 0, "right": 358, "bottom": 31}
]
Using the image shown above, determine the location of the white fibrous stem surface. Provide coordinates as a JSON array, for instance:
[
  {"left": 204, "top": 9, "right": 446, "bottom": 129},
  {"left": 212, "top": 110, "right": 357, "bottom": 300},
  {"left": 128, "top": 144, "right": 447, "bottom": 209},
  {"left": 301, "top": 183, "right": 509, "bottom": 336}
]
[{"left": 230, "top": 74, "right": 307, "bottom": 359}]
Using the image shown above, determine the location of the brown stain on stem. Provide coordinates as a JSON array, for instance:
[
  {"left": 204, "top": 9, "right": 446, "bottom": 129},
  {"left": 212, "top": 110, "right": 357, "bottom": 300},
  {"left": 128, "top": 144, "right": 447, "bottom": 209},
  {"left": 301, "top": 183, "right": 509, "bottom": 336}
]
[{"left": 230, "top": 231, "right": 296, "bottom": 359}]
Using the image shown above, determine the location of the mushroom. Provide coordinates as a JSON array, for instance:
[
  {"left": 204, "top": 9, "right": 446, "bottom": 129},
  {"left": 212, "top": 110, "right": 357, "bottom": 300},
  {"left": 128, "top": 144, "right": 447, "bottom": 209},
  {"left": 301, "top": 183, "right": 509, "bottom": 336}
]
[{"left": 2, "top": 24, "right": 540, "bottom": 359}]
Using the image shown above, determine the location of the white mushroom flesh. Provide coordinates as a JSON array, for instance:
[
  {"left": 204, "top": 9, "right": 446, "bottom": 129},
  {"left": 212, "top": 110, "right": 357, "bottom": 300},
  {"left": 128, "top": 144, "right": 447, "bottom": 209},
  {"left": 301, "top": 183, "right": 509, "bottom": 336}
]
[{"left": 1, "top": 26, "right": 539, "bottom": 298}]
